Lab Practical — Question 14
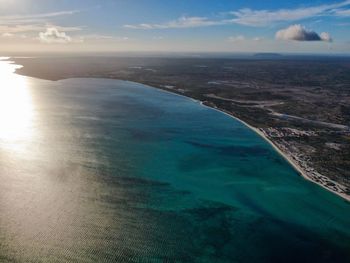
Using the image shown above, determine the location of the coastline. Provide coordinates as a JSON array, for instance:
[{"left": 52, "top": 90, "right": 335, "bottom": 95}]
[
  {"left": 123, "top": 82, "right": 350, "bottom": 203},
  {"left": 10, "top": 59, "right": 350, "bottom": 202},
  {"left": 197, "top": 102, "right": 350, "bottom": 203}
]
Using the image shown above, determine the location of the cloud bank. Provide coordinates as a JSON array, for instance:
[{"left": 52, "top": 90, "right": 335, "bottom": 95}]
[
  {"left": 124, "top": 16, "right": 222, "bottom": 29},
  {"left": 39, "top": 28, "right": 71, "bottom": 43},
  {"left": 0, "top": 10, "right": 79, "bottom": 25},
  {"left": 230, "top": 0, "right": 350, "bottom": 26},
  {"left": 334, "top": 8, "right": 350, "bottom": 16},
  {"left": 124, "top": 0, "right": 350, "bottom": 29},
  {"left": 275, "top": 24, "right": 332, "bottom": 42}
]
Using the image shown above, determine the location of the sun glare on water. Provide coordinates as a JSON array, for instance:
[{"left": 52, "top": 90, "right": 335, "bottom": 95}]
[{"left": 0, "top": 58, "right": 35, "bottom": 152}]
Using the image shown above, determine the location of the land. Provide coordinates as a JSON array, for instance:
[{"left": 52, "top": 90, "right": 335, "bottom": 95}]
[{"left": 11, "top": 54, "right": 350, "bottom": 201}]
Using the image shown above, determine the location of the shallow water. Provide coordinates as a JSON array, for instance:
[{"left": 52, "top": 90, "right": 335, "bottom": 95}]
[{"left": 0, "top": 60, "right": 349, "bottom": 262}]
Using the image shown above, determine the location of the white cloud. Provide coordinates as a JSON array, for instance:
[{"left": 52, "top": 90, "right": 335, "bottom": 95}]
[
  {"left": 1, "top": 32, "right": 28, "bottom": 39},
  {"left": 39, "top": 27, "right": 71, "bottom": 43},
  {"left": 123, "top": 1, "right": 350, "bottom": 30},
  {"left": 124, "top": 16, "right": 222, "bottom": 29},
  {"left": 229, "top": 0, "right": 350, "bottom": 26},
  {"left": 228, "top": 36, "right": 264, "bottom": 42},
  {"left": 320, "top": 32, "right": 332, "bottom": 42},
  {"left": 0, "top": 10, "right": 81, "bottom": 42},
  {"left": 0, "top": 24, "right": 81, "bottom": 34},
  {"left": 333, "top": 8, "right": 350, "bottom": 16},
  {"left": 275, "top": 24, "right": 332, "bottom": 42},
  {"left": 0, "top": 25, "right": 45, "bottom": 33},
  {"left": 1, "top": 32, "right": 14, "bottom": 37},
  {"left": 228, "top": 35, "right": 245, "bottom": 42},
  {"left": 0, "top": 10, "right": 79, "bottom": 25}
]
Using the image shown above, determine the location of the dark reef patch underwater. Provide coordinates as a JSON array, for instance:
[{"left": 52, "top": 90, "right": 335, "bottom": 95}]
[{"left": 0, "top": 69, "right": 349, "bottom": 262}]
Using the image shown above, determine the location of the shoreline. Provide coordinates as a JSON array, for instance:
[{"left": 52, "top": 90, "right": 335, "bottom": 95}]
[
  {"left": 153, "top": 85, "right": 350, "bottom": 202},
  {"left": 10, "top": 59, "right": 350, "bottom": 202},
  {"left": 199, "top": 102, "right": 350, "bottom": 203},
  {"left": 124, "top": 82, "right": 350, "bottom": 202}
]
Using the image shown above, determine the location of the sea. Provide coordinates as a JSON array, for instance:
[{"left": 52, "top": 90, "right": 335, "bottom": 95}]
[{"left": 0, "top": 60, "right": 349, "bottom": 262}]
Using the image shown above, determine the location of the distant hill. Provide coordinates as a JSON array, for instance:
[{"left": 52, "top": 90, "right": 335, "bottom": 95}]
[{"left": 254, "top": 53, "right": 282, "bottom": 58}]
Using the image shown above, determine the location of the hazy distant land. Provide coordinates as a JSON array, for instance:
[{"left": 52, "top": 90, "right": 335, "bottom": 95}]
[
  {"left": 13, "top": 55, "right": 350, "bottom": 201},
  {"left": 253, "top": 53, "right": 282, "bottom": 58}
]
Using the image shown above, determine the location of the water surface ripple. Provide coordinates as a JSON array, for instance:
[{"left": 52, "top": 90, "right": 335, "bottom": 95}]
[{"left": 0, "top": 63, "right": 349, "bottom": 262}]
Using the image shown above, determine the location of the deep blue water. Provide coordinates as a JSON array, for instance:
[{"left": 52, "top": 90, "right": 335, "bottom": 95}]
[{"left": 0, "top": 65, "right": 349, "bottom": 262}]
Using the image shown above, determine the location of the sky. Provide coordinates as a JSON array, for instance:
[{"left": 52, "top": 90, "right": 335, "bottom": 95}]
[{"left": 0, "top": 0, "right": 350, "bottom": 54}]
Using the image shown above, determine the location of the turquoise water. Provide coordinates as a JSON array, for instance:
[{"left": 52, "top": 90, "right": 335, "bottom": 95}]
[{"left": 0, "top": 63, "right": 349, "bottom": 262}]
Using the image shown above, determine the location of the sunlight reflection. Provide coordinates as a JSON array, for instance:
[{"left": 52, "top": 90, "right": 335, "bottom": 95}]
[{"left": 0, "top": 59, "right": 35, "bottom": 152}]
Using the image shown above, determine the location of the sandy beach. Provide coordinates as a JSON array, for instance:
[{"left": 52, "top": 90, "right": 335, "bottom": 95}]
[
  {"left": 198, "top": 102, "right": 350, "bottom": 203},
  {"left": 137, "top": 84, "right": 350, "bottom": 202}
]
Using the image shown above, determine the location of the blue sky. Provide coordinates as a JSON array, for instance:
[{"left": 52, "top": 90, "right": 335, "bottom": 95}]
[{"left": 0, "top": 0, "right": 350, "bottom": 53}]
